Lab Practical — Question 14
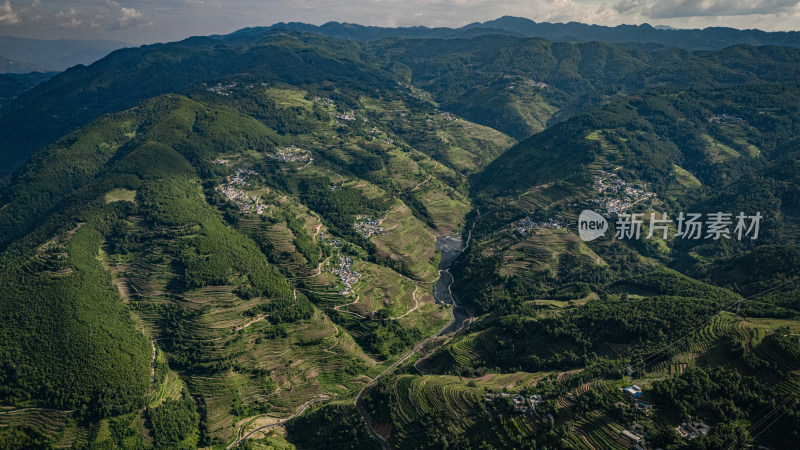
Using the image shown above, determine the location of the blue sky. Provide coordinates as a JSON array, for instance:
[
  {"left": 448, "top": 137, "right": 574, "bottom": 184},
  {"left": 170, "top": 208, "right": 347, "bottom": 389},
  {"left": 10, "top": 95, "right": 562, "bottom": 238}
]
[{"left": 0, "top": 0, "right": 798, "bottom": 44}]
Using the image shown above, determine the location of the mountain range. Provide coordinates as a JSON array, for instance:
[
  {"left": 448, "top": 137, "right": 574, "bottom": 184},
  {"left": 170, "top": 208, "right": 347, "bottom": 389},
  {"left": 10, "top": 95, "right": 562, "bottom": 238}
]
[{"left": 241, "top": 16, "right": 800, "bottom": 50}]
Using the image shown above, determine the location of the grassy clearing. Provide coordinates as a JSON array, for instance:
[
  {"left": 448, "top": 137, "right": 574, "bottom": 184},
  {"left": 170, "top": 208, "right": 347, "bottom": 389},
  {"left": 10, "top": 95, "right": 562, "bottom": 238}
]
[
  {"left": 702, "top": 134, "right": 740, "bottom": 163},
  {"left": 104, "top": 188, "right": 137, "bottom": 203},
  {"left": 416, "top": 187, "right": 469, "bottom": 235},
  {"left": 371, "top": 202, "right": 439, "bottom": 283},
  {"left": 672, "top": 164, "right": 701, "bottom": 189},
  {"left": 265, "top": 87, "right": 313, "bottom": 110},
  {"left": 350, "top": 260, "right": 417, "bottom": 317}
]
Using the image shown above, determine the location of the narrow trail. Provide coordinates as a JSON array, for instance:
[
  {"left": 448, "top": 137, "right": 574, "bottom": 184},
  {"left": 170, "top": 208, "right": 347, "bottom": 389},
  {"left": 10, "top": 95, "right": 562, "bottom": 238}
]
[
  {"left": 233, "top": 314, "right": 268, "bottom": 333},
  {"left": 150, "top": 341, "right": 156, "bottom": 385},
  {"left": 227, "top": 396, "right": 330, "bottom": 449},
  {"left": 333, "top": 294, "right": 367, "bottom": 319},
  {"left": 410, "top": 174, "right": 432, "bottom": 192},
  {"left": 390, "top": 285, "right": 419, "bottom": 320}
]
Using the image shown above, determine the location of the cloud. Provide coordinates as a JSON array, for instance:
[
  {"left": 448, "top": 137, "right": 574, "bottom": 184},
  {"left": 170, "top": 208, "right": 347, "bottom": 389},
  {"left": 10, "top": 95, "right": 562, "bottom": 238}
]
[
  {"left": 56, "top": 7, "right": 83, "bottom": 28},
  {"left": 615, "top": 0, "right": 800, "bottom": 19},
  {"left": 104, "top": 1, "right": 146, "bottom": 29},
  {"left": 0, "top": 1, "right": 20, "bottom": 25}
]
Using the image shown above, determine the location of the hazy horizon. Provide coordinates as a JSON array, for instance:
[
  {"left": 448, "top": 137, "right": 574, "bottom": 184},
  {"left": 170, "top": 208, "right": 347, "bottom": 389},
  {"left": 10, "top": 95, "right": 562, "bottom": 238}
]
[{"left": 0, "top": 0, "right": 798, "bottom": 46}]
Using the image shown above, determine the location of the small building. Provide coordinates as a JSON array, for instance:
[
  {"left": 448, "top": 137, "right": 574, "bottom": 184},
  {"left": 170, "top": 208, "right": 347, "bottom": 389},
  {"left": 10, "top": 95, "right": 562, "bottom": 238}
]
[
  {"left": 624, "top": 385, "right": 643, "bottom": 397},
  {"left": 529, "top": 394, "right": 543, "bottom": 410},
  {"left": 511, "top": 394, "right": 528, "bottom": 412},
  {"left": 635, "top": 400, "right": 653, "bottom": 412}
]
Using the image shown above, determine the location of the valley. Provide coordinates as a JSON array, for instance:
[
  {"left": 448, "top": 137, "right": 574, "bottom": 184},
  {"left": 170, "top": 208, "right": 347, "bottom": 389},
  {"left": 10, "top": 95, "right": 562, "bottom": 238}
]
[{"left": 0, "top": 22, "right": 799, "bottom": 450}]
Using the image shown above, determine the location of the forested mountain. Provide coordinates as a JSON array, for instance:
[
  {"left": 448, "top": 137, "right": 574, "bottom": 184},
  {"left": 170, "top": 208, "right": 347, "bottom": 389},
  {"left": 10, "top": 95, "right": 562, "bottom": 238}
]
[
  {"left": 3, "top": 30, "right": 800, "bottom": 176},
  {"left": 1, "top": 21, "right": 800, "bottom": 450}
]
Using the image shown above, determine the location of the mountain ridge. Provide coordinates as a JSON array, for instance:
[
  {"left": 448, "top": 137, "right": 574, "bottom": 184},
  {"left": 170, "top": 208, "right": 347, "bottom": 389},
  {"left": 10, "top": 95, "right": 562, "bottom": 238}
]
[{"left": 222, "top": 16, "right": 800, "bottom": 50}]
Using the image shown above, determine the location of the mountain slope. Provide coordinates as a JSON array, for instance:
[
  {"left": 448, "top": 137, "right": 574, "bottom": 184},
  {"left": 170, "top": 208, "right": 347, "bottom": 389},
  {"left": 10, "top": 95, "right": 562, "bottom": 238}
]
[{"left": 4, "top": 32, "right": 800, "bottom": 177}]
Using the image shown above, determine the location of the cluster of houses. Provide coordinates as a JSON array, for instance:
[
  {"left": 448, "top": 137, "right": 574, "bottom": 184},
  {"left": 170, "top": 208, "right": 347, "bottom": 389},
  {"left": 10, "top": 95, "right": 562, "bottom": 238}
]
[
  {"left": 216, "top": 184, "right": 267, "bottom": 215},
  {"left": 243, "top": 82, "right": 270, "bottom": 90},
  {"left": 215, "top": 168, "right": 267, "bottom": 215},
  {"left": 524, "top": 80, "right": 548, "bottom": 89},
  {"left": 207, "top": 82, "right": 237, "bottom": 95},
  {"left": 207, "top": 81, "right": 270, "bottom": 95},
  {"left": 484, "top": 392, "right": 546, "bottom": 416},
  {"left": 336, "top": 113, "right": 357, "bottom": 121},
  {"left": 709, "top": 114, "right": 745, "bottom": 125},
  {"left": 317, "top": 229, "right": 342, "bottom": 248},
  {"left": 436, "top": 110, "right": 458, "bottom": 121},
  {"left": 396, "top": 81, "right": 427, "bottom": 101},
  {"left": 328, "top": 255, "right": 360, "bottom": 295},
  {"left": 515, "top": 214, "right": 563, "bottom": 238},
  {"left": 619, "top": 386, "right": 711, "bottom": 446},
  {"left": 374, "top": 136, "right": 395, "bottom": 145},
  {"left": 590, "top": 170, "right": 657, "bottom": 215},
  {"left": 311, "top": 96, "right": 335, "bottom": 108},
  {"left": 676, "top": 421, "right": 711, "bottom": 440},
  {"left": 354, "top": 216, "right": 386, "bottom": 239},
  {"left": 228, "top": 168, "right": 257, "bottom": 187},
  {"left": 368, "top": 128, "right": 395, "bottom": 144},
  {"left": 501, "top": 74, "right": 549, "bottom": 91},
  {"left": 272, "top": 145, "right": 312, "bottom": 163}
]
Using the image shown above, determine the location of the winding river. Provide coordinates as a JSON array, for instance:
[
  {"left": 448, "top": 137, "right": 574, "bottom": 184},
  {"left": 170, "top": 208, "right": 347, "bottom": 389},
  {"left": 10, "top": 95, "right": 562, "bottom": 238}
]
[{"left": 433, "top": 234, "right": 471, "bottom": 335}]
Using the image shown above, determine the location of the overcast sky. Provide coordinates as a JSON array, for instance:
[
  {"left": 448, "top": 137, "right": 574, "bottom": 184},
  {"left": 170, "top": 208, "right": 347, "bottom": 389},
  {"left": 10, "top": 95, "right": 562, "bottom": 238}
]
[{"left": 1, "top": 0, "right": 798, "bottom": 45}]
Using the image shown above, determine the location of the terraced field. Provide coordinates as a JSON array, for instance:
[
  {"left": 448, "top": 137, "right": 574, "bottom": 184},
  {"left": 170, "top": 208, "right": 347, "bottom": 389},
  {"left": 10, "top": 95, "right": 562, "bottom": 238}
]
[
  {"left": 0, "top": 408, "right": 72, "bottom": 441},
  {"left": 371, "top": 202, "right": 439, "bottom": 283},
  {"left": 576, "top": 411, "right": 628, "bottom": 450}
]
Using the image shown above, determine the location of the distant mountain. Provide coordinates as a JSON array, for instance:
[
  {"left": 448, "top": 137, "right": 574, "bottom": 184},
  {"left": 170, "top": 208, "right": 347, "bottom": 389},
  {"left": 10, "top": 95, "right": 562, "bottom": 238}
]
[
  {"left": 237, "top": 16, "right": 800, "bottom": 50},
  {"left": 0, "top": 36, "right": 128, "bottom": 72},
  {"left": 0, "top": 54, "right": 46, "bottom": 73}
]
